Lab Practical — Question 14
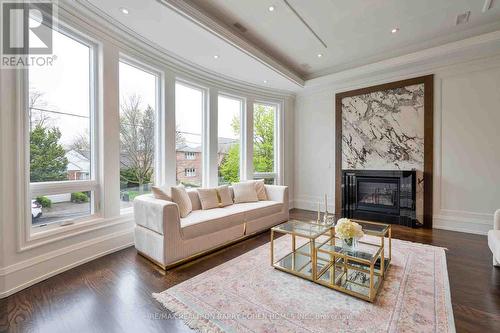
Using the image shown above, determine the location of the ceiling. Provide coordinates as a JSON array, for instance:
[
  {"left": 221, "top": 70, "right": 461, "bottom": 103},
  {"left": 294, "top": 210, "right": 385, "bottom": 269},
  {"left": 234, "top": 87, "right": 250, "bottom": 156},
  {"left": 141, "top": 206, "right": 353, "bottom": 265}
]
[
  {"left": 82, "top": 0, "right": 500, "bottom": 90},
  {"left": 191, "top": 0, "right": 500, "bottom": 79},
  {"left": 83, "top": 0, "right": 301, "bottom": 91}
]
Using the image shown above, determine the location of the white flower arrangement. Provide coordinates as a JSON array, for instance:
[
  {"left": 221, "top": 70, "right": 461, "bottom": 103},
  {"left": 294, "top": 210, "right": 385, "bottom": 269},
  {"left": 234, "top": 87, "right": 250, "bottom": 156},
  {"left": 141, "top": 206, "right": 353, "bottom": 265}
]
[{"left": 335, "top": 218, "right": 364, "bottom": 240}]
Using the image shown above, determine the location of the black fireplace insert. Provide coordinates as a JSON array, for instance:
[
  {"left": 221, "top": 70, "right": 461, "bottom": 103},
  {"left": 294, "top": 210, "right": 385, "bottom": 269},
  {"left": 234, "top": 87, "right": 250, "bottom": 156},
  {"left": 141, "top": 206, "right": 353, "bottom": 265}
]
[{"left": 342, "top": 170, "right": 421, "bottom": 227}]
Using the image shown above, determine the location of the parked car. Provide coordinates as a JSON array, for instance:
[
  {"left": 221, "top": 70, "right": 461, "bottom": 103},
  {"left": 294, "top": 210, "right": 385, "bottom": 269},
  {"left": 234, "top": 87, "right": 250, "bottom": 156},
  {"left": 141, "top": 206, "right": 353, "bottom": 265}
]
[{"left": 32, "top": 200, "right": 42, "bottom": 220}]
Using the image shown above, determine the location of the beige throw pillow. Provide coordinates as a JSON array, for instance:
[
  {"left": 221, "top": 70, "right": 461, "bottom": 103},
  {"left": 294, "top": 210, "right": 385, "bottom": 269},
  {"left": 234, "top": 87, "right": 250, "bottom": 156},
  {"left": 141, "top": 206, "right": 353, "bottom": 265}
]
[
  {"left": 252, "top": 179, "right": 268, "bottom": 201},
  {"left": 232, "top": 182, "right": 258, "bottom": 203},
  {"left": 197, "top": 188, "right": 219, "bottom": 210},
  {"left": 171, "top": 185, "right": 192, "bottom": 218},
  {"left": 152, "top": 186, "right": 172, "bottom": 201},
  {"left": 217, "top": 185, "right": 233, "bottom": 207}
]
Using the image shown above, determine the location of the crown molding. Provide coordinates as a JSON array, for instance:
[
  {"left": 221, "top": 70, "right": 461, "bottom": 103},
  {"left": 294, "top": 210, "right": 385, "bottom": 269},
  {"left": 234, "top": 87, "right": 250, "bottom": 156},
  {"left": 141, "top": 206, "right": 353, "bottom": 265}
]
[
  {"left": 157, "top": 0, "right": 304, "bottom": 87},
  {"left": 60, "top": 1, "right": 296, "bottom": 98},
  {"left": 303, "top": 29, "right": 500, "bottom": 92}
]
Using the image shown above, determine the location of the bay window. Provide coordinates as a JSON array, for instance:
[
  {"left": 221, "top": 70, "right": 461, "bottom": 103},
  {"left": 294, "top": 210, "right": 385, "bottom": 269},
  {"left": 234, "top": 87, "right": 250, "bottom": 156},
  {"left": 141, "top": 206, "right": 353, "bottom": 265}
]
[
  {"left": 28, "top": 25, "right": 97, "bottom": 228},
  {"left": 118, "top": 60, "right": 160, "bottom": 210},
  {"left": 253, "top": 103, "right": 278, "bottom": 184},
  {"left": 218, "top": 95, "right": 243, "bottom": 185},
  {"left": 175, "top": 82, "right": 205, "bottom": 188}
]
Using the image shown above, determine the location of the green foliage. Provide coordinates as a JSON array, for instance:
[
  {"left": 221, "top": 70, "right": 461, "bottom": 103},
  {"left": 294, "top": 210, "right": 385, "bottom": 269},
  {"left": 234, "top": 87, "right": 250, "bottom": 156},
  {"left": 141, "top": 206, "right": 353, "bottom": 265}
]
[
  {"left": 120, "top": 167, "right": 153, "bottom": 187},
  {"left": 253, "top": 105, "right": 274, "bottom": 173},
  {"left": 219, "top": 104, "right": 275, "bottom": 182},
  {"left": 30, "top": 124, "right": 69, "bottom": 182},
  {"left": 219, "top": 144, "right": 240, "bottom": 184},
  {"left": 36, "top": 196, "right": 52, "bottom": 208},
  {"left": 71, "top": 192, "right": 89, "bottom": 203}
]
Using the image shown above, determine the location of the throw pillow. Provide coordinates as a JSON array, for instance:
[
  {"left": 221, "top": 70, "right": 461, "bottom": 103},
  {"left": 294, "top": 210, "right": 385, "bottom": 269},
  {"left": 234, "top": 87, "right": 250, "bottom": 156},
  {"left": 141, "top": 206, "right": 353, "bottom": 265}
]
[
  {"left": 252, "top": 179, "right": 268, "bottom": 201},
  {"left": 171, "top": 185, "right": 193, "bottom": 218},
  {"left": 217, "top": 185, "right": 233, "bottom": 207},
  {"left": 151, "top": 186, "right": 172, "bottom": 201},
  {"left": 232, "top": 182, "right": 258, "bottom": 203},
  {"left": 197, "top": 188, "right": 219, "bottom": 210}
]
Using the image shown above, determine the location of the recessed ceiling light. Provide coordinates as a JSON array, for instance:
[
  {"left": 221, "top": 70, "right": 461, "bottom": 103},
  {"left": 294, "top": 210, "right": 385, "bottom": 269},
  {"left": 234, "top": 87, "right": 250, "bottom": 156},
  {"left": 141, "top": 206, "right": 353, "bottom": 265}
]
[
  {"left": 263, "top": 80, "right": 268, "bottom": 84},
  {"left": 268, "top": 6, "right": 275, "bottom": 12},
  {"left": 317, "top": 53, "right": 323, "bottom": 58},
  {"left": 213, "top": 55, "right": 219, "bottom": 59},
  {"left": 391, "top": 27, "right": 399, "bottom": 34},
  {"left": 120, "top": 7, "right": 129, "bottom": 15}
]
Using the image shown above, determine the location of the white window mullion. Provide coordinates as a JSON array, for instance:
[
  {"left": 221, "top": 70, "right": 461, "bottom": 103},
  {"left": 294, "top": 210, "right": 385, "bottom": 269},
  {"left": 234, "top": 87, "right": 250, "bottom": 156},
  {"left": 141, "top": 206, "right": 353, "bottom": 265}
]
[
  {"left": 100, "top": 44, "right": 120, "bottom": 218},
  {"left": 206, "top": 87, "right": 218, "bottom": 187},
  {"left": 244, "top": 98, "right": 254, "bottom": 181}
]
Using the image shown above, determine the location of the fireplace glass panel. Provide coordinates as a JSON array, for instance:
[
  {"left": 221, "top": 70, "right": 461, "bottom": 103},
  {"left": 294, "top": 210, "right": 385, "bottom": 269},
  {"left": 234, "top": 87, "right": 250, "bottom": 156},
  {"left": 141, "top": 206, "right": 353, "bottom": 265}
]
[{"left": 357, "top": 179, "right": 398, "bottom": 207}]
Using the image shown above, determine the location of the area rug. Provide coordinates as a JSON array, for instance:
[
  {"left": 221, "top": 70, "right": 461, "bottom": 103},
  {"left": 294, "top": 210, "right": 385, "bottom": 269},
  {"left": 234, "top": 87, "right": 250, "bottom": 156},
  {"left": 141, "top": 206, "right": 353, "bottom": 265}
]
[{"left": 153, "top": 235, "right": 455, "bottom": 333}]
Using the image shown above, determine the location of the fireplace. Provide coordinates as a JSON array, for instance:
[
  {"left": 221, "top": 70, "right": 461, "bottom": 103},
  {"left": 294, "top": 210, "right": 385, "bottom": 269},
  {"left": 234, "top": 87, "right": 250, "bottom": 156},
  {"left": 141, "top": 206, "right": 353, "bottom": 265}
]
[{"left": 342, "top": 170, "right": 421, "bottom": 227}]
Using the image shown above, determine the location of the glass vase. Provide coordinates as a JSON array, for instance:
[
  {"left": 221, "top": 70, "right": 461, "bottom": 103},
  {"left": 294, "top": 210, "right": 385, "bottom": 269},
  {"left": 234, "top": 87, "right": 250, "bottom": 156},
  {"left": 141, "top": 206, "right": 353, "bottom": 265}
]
[{"left": 342, "top": 238, "right": 358, "bottom": 252}]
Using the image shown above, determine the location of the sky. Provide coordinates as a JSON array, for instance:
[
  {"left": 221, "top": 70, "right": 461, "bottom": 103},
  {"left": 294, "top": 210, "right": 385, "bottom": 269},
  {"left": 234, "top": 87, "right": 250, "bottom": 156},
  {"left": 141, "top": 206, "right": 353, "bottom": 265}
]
[
  {"left": 29, "top": 26, "right": 91, "bottom": 146},
  {"left": 175, "top": 83, "right": 241, "bottom": 148}
]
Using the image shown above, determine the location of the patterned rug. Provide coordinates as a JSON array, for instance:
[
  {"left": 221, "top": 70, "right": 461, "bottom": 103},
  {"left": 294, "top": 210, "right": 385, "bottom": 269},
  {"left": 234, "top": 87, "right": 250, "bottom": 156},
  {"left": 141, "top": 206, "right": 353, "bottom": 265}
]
[{"left": 153, "top": 234, "right": 455, "bottom": 333}]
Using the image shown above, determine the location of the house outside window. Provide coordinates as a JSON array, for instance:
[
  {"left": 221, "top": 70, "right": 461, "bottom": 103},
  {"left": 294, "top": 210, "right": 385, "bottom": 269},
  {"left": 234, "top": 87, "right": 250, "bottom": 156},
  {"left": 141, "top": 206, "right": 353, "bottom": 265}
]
[
  {"left": 185, "top": 152, "right": 196, "bottom": 160},
  {"left": 28, "top": 24, "right": 98, "bottom": 229},
  {"left": 185, "top": 168, "right": 196, "bottom": 177}
]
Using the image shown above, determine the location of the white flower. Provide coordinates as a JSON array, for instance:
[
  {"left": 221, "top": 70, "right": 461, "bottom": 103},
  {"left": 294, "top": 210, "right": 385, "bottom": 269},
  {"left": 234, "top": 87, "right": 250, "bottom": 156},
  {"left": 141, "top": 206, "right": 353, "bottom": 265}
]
[{"left": 335, "top": 218, "right": 364, "bottom": 240}]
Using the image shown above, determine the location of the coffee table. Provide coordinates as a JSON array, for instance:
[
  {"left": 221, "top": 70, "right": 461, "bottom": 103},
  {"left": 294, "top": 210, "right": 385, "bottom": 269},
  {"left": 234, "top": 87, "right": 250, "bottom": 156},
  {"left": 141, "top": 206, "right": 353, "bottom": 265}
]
[
  {"left": 271, "top": 219, "right": 391, "bottom": 302},
  {"left": 270, "top": 220, "right": 332, "bottom": 280}
]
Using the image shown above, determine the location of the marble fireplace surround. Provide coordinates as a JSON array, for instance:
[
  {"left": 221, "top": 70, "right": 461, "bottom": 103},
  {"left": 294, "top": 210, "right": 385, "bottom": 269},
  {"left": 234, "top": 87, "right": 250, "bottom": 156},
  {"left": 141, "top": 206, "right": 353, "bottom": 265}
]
[{"left": 335, "top": 75, "right": 434, "bottom": 228}]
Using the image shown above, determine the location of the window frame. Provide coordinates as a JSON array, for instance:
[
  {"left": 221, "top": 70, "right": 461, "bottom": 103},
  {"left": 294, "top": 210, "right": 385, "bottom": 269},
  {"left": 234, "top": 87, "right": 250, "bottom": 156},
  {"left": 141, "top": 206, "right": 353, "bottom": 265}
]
[
  {"left": 252, "top": 101, "right": 281, "bottom": 184},
  {"left": 118, "top": 55, "right": 163, "bottom": 214},
  {"left": 174, "top": 79, "right": 208, "bottom": 187},
  {"left": 217, "top": 93, "right": 245, "bottom": 185},
  {"left": 26, "top": 23, "right": 100, "bottom": 234}
]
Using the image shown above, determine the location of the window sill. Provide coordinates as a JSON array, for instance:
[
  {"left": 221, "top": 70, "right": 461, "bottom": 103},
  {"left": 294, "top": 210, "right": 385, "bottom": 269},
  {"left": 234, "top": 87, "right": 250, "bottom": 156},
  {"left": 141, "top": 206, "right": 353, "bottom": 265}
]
[{"left": 19, "top": 212, "right": 134, "bottom": 252}]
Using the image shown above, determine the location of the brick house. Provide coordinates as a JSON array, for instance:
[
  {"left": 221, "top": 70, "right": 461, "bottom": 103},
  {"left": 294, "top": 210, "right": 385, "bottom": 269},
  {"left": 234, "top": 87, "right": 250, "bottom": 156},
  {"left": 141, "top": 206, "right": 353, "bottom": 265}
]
[{"left": 176, "top": 137, "right": 237, "bottom": 186}]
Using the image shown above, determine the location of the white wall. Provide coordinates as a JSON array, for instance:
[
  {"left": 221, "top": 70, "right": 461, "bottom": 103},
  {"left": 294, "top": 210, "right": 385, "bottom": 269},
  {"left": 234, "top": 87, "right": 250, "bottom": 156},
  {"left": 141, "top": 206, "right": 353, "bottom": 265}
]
[{"left": 294, "top": 53, "right": 500, "bottom": 235}]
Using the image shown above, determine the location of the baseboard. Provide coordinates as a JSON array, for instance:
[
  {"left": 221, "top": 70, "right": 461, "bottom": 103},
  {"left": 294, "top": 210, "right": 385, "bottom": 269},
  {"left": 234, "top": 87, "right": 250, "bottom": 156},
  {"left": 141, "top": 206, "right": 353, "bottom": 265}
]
[
  {"left": 293, "top": 198, "right": 335, "bottom": 212},
  {"left": 433, "top": 215, "right": 491, "bottom": 235},
  {"left": 0, "top": 229, "right": 134, "bottom": 298},
  {"left": 293, "top": 199, "right": 492, "bottom": 235}
]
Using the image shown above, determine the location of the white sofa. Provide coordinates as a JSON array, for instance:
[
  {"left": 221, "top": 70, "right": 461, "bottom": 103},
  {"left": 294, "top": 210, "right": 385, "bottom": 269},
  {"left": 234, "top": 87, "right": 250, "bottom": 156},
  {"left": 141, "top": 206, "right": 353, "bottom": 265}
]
[
  {"left": 133, "top": 185, "right": 289, "bottom": 269},
  {"left": 488, "top": 209, "right": 500, "bottom": 267}
]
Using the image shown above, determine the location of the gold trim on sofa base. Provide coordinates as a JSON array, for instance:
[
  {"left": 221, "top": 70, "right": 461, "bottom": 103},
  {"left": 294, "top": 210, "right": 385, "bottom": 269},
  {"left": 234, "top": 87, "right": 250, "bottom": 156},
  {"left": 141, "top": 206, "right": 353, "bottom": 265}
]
[{"left": 137, "top": 221, "right": 285, "bottom": 271}]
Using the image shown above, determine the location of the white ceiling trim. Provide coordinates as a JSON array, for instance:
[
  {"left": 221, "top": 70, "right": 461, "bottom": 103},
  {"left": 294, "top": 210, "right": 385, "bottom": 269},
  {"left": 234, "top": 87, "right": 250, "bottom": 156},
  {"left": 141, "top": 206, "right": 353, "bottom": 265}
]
[
  {"left": 62, "top": 0, "right": 296, "bottom": 97},
  {"left": 157, "top": 0, "right": 305, "bottom": 87},
  {"left": 305, "top": 29, "right": 500, "bottom": 91}
]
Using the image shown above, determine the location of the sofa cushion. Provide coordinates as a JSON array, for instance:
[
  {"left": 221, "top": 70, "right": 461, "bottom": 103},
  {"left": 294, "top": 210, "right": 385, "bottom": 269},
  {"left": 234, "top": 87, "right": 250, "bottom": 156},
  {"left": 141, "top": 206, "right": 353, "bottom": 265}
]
[
  {"left": 488, "top": 230, "right": 500, "bottom": 260},
  {"left": 197, "top": 188, "right": 219, "bottom": 210},
  {"left": 237, "top": 201, "right": 282, "bottom": 221},
  {"left": 251, "top": 179, "right": 268, "bottom": 201},
  {"left": 179, "top": 201, "right": 282, "bottom": 240},
  {"left": 233, "top": 182, "right": 258, "bottom": 203},
  {"left": 217, "top": 185, "right": 233, "bottom": 207},
  {"left": 151, "top": 186, "right": 171, "bottom": 201},
  {"left": 187, "top": 190, "right": 202, "bottom": 211},
  {"left": 180, "top": 208, "right": 245, "bottom": 239},
  {"left": 171, "top": 185, "right": 193, "bottom": 218}
]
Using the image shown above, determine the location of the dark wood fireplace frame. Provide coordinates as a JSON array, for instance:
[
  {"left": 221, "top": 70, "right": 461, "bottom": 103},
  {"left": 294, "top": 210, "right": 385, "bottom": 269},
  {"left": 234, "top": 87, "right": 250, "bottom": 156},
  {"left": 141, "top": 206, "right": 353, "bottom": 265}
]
[{"left": 334, "top": 75, "right": 434, "bottom": 228}]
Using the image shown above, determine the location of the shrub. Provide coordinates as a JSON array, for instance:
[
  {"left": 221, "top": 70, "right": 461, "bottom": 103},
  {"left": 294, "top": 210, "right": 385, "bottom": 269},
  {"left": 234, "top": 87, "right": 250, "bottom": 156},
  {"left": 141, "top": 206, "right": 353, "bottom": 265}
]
[
  {"left": 71, "top": 192, "right": 89, "bottom": 203},
  {"left": 36, "top": 196, "right": 52, "bottom": 208}
]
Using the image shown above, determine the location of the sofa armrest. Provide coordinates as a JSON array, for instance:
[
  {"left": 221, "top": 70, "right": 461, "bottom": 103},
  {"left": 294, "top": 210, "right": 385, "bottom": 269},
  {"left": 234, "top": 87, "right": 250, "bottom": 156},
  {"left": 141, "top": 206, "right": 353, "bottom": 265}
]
[
  {"left": 265, "top": 185, "right": 288, "bottom": 204},
  {"left": 494, "top": 209, "right": 500, "bottom": 230},
  {"left": 134, "top": 195, "right": 180, "bottom": 235}
]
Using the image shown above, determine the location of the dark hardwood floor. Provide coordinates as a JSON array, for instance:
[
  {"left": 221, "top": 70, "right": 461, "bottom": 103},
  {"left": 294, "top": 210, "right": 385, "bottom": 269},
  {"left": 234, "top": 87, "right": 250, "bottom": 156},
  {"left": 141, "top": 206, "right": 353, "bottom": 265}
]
[{"left": 1, "top": 209, "right": 499, "bottom": 332}]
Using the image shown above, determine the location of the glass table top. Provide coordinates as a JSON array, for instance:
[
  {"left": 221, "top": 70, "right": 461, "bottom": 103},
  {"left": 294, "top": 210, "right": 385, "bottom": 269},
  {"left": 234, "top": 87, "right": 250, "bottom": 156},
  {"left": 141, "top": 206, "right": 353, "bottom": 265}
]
[
  {"left": 272, "top": 220, "right": 330, "bottom": 239},
  {"left": 354, "top": 221, "right": 389, "bottom": 237},
  {"left": 318, "top": 238, "right": 382, "bottom": 264}
]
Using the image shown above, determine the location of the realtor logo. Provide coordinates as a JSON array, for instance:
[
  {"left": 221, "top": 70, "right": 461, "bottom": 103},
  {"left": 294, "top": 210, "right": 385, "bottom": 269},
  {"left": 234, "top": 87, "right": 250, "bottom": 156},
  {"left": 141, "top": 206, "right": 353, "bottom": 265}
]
[{"left": 1, "top": 0, "right": 56, "bottom": 67}]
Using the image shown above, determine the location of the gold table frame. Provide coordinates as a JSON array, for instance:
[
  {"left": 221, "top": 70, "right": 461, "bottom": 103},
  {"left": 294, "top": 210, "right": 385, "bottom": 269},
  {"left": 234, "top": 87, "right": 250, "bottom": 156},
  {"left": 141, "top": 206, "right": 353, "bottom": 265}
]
[{"left": 271, "top": 219, "right": 392, "bottom": 302}]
